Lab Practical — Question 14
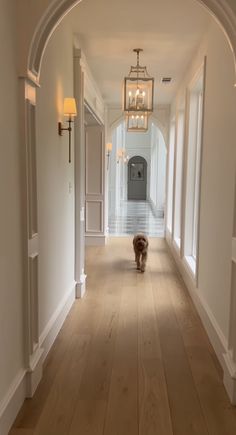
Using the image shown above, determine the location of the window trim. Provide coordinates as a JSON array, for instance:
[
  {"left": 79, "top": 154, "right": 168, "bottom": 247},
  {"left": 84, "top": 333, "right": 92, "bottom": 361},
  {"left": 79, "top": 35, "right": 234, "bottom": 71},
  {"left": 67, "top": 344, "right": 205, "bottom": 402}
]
[{"left": 182, "top": 58, "right": 206, "bottom": 285}]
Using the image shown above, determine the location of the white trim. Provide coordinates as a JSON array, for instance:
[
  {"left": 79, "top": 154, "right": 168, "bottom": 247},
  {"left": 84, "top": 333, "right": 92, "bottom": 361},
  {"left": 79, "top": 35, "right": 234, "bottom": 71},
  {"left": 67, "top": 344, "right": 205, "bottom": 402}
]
[
  {"left": 26, "top": 347, "right": 44, "bottom": 398},
  {"left": 173, "top": 237, "right": 181, "bottom": 251},
  {"left": 0, "top": 282, "right": 76, "bottom": 435},
  {"left": 167, "top": 234, "right": 228, "bottom": 355},
  {"left": 25, "top": 1, "right": 236, "bottom": 84},
  {"left": 182, "top": 60, "right": 206, "bottom": 287},
  {"left": 166, "top": 235, "right": 236, "bottom": 403},
  {"left": 76, "top": 273, "right": 87, "bottom": 298},
  {"left": 232, "top": 237, "right": 236, "bottom": 263},
  {"left": 39, "top": 281, "right": 76, "bottom": 361},
  {"left": 0, "top": 370, "right": 27, "bottom": 435},
  {"left": 184, "top": 255, "right": 196, "bottom": 277},
  {"left": 223, "top": 351, "right": 236, "bottom": 404},
  {"left": 85, "top": 235, "right": 107, "bottom": 246}
]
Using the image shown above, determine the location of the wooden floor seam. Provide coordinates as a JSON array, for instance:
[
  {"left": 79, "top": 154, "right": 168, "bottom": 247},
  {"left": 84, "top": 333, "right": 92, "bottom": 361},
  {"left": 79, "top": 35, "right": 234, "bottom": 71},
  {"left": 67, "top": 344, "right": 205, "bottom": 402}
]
[{"left": 10, "top": 237, "right": 236, "bottom": 435}]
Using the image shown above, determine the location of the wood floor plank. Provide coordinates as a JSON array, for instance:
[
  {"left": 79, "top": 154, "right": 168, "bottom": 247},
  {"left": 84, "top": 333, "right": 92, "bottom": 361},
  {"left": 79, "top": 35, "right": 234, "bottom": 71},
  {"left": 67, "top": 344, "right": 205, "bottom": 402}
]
[
  {"left": 34, "top": 334, "right": 90, "bottom": 435},
  {"left": 137, "top": 283, "right": 173, "bottom": 435},
  {"left": 10, "top": 237, "right": 236, "bottom": 435},
  {"left": 168, "top": 262, "right": 236, "bottom": 435},
  {"left": 9, "top": 430, "right": 34, "bottom": 435},
  {"left": 78, "top": 292, "right": 121, "bottom": 400},
  {"left": 11, "top": 308, "right": 84, "bottom": 430},
  {"left": 11, "top": 292, "right": 106, "bottom": 431},
  {"left": 69, "top": 400, "right": 107, "bottom": 435},
  {"left": 152, "top": 250, "right": 209, "bottom": 435},
  {"left": 104, "top": 285, "right": 138, "bottom": 435}
]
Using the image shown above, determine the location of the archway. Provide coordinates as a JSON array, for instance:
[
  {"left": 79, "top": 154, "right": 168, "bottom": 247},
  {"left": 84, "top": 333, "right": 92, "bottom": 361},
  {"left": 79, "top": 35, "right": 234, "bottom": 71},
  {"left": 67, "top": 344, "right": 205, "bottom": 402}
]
[
  {"left": 128, "top": 156, "right": 147, "bottom": 200},
  {"left": 22, "top": 0, "right": 236, "bottom": 81},
  {"left": 17, "top": 0, "right": 236, "bottom": 406}
]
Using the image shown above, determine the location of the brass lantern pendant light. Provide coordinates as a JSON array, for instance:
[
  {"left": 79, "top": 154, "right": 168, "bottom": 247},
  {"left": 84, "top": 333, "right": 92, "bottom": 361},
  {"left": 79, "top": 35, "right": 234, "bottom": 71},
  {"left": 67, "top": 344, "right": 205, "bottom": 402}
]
[
  {"left": 123, "top": 48, "right": 154, "bottom": 113},
  {"left": 126, "top": 112, "right": 149, "bottom": 132}
]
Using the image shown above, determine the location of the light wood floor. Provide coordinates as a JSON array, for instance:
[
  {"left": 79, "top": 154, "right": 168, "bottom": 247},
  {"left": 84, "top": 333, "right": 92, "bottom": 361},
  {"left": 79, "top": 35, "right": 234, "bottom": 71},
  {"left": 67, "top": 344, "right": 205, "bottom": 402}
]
[{"left": 10, "top": 238, "right": 236, "bottom": 435}]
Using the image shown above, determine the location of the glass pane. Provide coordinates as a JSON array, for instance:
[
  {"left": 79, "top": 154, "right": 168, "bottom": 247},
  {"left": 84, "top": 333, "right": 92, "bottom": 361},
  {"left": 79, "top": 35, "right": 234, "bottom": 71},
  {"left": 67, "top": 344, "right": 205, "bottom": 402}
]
[{"left": 124, "top": 78, "right": 154, "bottom": 112}]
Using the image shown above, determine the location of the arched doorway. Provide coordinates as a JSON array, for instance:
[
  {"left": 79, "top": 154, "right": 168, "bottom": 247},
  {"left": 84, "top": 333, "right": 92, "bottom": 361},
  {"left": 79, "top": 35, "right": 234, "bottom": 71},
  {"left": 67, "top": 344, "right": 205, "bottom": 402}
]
[
  {"left": 17, "top": 0, "right": 236, "bottom": 408},
  {"left": 22, "top": 0, "right": 236, "bottom": 80},
  {"left": 128, "top": 156, "right": 147, "bottom": 200}
]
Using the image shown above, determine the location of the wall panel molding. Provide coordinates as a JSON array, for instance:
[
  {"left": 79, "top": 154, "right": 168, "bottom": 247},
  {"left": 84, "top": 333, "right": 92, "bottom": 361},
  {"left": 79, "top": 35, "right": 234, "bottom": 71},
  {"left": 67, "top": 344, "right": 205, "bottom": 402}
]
[{"left": 86, "top": 200, "right": 103, "bottom": 233}]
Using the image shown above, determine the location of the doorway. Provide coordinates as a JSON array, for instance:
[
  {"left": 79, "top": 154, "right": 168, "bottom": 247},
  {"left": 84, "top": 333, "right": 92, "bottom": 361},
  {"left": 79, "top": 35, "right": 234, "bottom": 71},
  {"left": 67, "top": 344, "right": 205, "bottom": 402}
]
[{"left": 128, "top": 156, "right": 147, "bottom": 200}]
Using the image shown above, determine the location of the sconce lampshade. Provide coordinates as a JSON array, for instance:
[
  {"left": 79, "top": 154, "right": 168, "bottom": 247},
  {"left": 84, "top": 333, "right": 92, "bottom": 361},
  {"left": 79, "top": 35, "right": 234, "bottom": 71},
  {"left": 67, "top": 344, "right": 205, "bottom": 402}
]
[
  {"left": 106, "top": 142, "right": 113, "bottom": 152},
  {"left": 63, "top": 98, "right": 77, "bottom": 117}
]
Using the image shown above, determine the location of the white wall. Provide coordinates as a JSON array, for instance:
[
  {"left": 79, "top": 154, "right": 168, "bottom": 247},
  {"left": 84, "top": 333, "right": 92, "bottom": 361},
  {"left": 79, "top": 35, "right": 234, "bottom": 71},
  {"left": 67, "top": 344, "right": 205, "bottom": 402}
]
[
  {"left": 36, "top": 20, "right": 75, "bottom": 337},
  {"left": 167, "top": 19, "right": 236, "bottom": 349},
  {"left": 149, "top": 123, "right": 167, "bottom": 216},
  {"left": 0, "top": 0, "right": 25, "bottom": 412},
  {"left": 109, "top": 123, "right": 125, "bottom": 216},
  {"left": 198, "top": 22, "right": 236, "bottom": 340}
]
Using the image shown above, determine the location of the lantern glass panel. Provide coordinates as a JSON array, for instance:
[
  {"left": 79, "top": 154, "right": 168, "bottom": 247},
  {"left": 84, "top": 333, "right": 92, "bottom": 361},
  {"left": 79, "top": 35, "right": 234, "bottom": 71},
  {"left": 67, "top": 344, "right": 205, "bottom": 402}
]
[
  {"left": 124, "top": 77, "right": 154, "bottom": 112},
  {"left": 126, "top": 112, "right": 149, "bottom": 132}
]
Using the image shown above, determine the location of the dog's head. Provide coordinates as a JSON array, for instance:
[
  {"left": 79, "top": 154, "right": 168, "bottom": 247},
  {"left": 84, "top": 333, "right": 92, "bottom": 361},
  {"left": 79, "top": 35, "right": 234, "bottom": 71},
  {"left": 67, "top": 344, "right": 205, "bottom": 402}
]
[{"left": 133, "top": 234, "right": 148, "bottom": 251}]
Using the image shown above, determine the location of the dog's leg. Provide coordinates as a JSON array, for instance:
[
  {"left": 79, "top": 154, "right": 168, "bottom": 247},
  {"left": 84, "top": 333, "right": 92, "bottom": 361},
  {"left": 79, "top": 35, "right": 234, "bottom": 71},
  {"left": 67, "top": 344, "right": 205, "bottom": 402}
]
[
  {"left": 135, "top": 252, "right": 141, "bottom": 270},
  {"left": 140, "top": 252, "right": 147, "bottom": 272}
]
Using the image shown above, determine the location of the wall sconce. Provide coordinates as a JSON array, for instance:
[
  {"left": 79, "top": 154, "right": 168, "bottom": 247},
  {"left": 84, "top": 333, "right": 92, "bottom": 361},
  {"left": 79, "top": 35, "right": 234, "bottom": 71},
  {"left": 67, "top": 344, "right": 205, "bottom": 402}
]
[
  {"left": 58, "top": 98, "right": 77, "bottom": 163},
  {"left": 123, "top": 155, "right": 130, "bottom": 164},
  {"left": 117, "top": 148, "right": 129, "bottom": 164},
  {"left": 106, "top": 142, "right": 112, "bottom": 170},
  {"left": 117, "top": 148, "right": 125, "bottom": 164}
]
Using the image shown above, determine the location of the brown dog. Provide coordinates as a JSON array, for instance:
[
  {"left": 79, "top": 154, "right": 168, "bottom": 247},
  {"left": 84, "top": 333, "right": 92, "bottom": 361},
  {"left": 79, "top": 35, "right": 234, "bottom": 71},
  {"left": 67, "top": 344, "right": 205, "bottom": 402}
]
[{"left": 133, "top": 233, "right": 148, "bottom": 272}]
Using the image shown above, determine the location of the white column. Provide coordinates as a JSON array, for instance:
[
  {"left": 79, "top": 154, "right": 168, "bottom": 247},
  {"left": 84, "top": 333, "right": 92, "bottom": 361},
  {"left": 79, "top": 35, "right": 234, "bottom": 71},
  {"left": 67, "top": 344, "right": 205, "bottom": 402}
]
[
  {"left": 74, "top": 49, "right": 86, "bottom": 297},
  {"left": 19, "top": 76, "right": 43, "bottom": 397},
  {"left": 223, "top": 184, "right": 236, "bottom": 404}
]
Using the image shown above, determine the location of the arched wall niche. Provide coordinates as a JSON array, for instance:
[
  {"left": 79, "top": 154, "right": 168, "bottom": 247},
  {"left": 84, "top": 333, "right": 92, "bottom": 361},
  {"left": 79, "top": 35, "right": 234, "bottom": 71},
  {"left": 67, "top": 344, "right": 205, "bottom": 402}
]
[{"left": 26, "top": 0, "right": 236, "bottom": 82}]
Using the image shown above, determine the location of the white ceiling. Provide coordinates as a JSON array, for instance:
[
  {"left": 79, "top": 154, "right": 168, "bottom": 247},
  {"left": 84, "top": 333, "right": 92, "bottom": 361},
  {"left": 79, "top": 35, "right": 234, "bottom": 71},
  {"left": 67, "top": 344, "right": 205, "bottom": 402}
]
[{"left": 67, "top": 0, "right": 211, "bottom": 106}]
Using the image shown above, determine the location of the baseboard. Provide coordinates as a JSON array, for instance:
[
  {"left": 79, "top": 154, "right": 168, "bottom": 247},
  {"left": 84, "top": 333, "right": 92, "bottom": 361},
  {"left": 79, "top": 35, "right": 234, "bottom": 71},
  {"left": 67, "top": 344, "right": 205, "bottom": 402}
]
[
  {"left": 39, "top": 281, "right": 76, "bottom": 362},
  {"left": 26, "top": 347, "right": 44, "bottom": 397},
  {"left": 166, "top": 236, "right": 236, "bottom": 403},
  {"left": 223, "top": 351, "right": 236, "bottom": 405},
  {"left": 0, "top": 369, "right": 26, "bottom": 435},
  {"left": 85, "top": 235, "right": 107, "bottom": 246},
  {"left": 0, "top": 282, "right": 76, "bottom": 435},
  {"left": 76, "top": 273, "right": 87, "bottom": 298}
]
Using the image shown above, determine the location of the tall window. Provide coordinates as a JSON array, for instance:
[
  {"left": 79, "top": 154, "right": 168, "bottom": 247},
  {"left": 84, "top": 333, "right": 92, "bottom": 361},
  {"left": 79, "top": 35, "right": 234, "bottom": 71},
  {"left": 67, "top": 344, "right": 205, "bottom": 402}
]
[
  {"left": 150, "top": 123, "right": 157, "bottom": 204},
  {"left": 173, "top": 109, "right": 185, "bottom": 248},
  {"left": 192, "top": 93, "right": 203, "bottom": 259},
  {"left": 184, "top": 69, "right": 204, "bottom": 275},
  {"left": 167, "top": 121, "right": 175, "bottom": 233}
]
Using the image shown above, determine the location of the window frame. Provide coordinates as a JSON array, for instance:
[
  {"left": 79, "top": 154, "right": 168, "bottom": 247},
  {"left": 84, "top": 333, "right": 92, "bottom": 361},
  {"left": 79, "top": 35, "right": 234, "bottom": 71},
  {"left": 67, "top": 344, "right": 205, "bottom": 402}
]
[
  {"left": 166, "top": 119, "right": 176, "bottom": 234},
  {"left": 182, "top": 60, "right": 206, "bottom": 283}
]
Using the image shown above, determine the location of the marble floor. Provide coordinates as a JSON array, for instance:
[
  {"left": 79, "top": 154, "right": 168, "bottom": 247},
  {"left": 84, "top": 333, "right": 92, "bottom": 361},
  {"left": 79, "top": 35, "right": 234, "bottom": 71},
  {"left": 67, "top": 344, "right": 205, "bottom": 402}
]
[{"left": 108, "top": 200, "right": 165, "bottom": 237}]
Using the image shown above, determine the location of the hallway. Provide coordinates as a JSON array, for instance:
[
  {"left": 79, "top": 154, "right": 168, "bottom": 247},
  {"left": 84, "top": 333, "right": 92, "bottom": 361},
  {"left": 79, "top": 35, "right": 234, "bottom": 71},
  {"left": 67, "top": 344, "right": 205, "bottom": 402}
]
[
  {"left": 108, "top": 200, "right": 165, "bottom": 237},
  {"left": 10, "top": 238, "right": 236, "bottom": 435}
]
